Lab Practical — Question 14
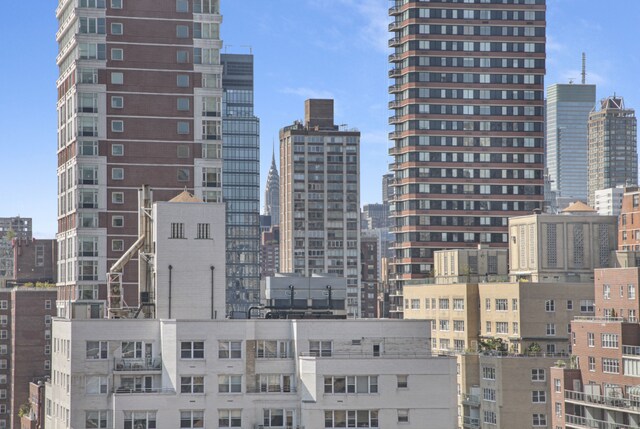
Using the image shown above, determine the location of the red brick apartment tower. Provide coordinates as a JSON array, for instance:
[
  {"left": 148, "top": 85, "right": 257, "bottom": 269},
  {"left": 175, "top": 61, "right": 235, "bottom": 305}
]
[
  {"left": 551, "top": 266, "right": 640, "bottom": 428},
  {"left": 619, "top": 187, "right": 640, "bottom": 251},
  {"left": 55, "top": 0, "right": 222, "bottom": 317},
  {"left": 388, "top": 0, "right": 546, "bottom": 318},
  {"left": 0, "top": 288, "right": 57, "bottom": 429}
]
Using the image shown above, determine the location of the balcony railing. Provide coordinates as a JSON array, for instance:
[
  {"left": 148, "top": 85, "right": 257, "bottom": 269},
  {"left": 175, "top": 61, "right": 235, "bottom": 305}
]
[
  {"left": 565, "top": 413, "right": 637, "bottom": 429},
  {"left": 299, "top": 351, "right": 434, "bottom": 359},
  {"left": 388, "top": 21, "right": 402, "bottom": 31},
  {"left": 246, "top": 386, "right": 297, "bottom": 394},
  {"left": 565, "top": 390, "right": 640, "bottom": 414},
  {"left": 114, "top": 358, "right": 162, "bottom": 372},
  {"left": 388, "top": 37, "right": 401, "bottom": 47},
  {"left": 462, "top": 416, "right": 480, "bottom": 429},
  {"left": 462, "top": 394, "right": 480, "bottom": 407},
  {"left": 113, "top": 387, "right": 175, "bottom": 395},
  {"left": 623, "top": 345, "right": 640, "bottom": 356}
]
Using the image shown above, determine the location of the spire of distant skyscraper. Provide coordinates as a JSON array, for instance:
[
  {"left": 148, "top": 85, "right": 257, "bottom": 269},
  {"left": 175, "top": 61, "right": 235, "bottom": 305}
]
[{"left": 264, "top": 143, "right": 280, "bottom": 226}]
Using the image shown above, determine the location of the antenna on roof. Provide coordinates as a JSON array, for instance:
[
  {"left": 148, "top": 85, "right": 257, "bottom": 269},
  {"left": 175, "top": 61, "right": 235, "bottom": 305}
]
[{"left": 581, "top": 52, "right": 586, "bottom": 84}]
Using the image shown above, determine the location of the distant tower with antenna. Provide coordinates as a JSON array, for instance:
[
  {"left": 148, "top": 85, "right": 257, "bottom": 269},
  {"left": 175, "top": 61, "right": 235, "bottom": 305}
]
[{"left": 545, "top": 52, "right": 596, "bottom": 209}]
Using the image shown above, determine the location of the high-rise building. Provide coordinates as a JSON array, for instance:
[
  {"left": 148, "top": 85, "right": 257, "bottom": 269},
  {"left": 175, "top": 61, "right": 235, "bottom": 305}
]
[
  {"left": 260, "top": 225, "right": 280, "bottom": 278},
  {"left": 545, "top": 83, "right": 596, "bottom": 208},
  {"left": 221, "top": 53, "right": 261, "bottom": 316},
  {"left": 279, "top": 99, "right": 361, "bottom": 317},
  {"left": 264, "top": 148, "right": 280, "bottom": 227},
  {"left": 361, "top": 203, "right": 389, "bottom": 230},
  {"left": 360, "top": 232, "right": 379, "bottom": 318},
  {"left": 0, "top": 287, "right": 57, "bottom": 429},
  {"left": 0, "top": 217, "right": 32, "bottom": 281},
  {"left": 55, "top": 0, "right": 223, "bottom": 317},
  {"left": 382, "top": 172, "right": 394, "bottom": 205},
  {"left": 12, "top": 238, "right": 57, "bottom": 285},
  {"left": 587, "top": 96, "right": 638, "bottom": 206},
  {"left": 388, "top": 0, "right": 547, "bottom": 306}
]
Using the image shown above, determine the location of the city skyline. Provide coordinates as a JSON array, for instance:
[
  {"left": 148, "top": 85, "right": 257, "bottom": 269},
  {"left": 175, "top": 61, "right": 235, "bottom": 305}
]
[{"left": 2, "top": 0, "right": 640, "bottom": 237}]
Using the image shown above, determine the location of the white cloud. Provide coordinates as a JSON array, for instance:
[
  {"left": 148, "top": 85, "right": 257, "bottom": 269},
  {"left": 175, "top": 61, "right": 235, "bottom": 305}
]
[{"left": 281, "top": 87, "right": 335, "bottom": 99}]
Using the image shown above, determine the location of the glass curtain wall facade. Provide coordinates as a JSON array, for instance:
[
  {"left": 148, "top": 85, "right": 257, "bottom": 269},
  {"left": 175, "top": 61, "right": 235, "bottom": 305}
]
[
  {"left": 546, "top": 83, "right": 595, "bottom": 207},
  {"left": 388, "top": 0, "right": 546, "bottom": 317},
  {"left": 221, "top": 54, "right": 261, "bottom": 317}
]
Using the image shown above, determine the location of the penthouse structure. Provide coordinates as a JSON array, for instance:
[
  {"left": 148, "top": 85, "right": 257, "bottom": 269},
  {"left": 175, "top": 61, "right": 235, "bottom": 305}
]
[
  {"left": 279, "top": 100, "right": 361, "bottom": 317},
  {"left": 388, "top": 0, "right": 546, "bottom": 299},
  {"left": 55, "top": 0, "right": 223, "bottom": 317}
]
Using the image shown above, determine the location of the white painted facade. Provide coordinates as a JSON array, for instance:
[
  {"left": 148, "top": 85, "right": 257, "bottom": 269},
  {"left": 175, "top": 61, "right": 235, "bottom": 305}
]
[
  {"left": 45, "top": 319, "right": 456, "bottom": 429},
  {"left": 153, "top": 201, "right": 226, "bottom": 320},
  {"left": 594, "top": 186, "right": 624, "bottom": 217}
]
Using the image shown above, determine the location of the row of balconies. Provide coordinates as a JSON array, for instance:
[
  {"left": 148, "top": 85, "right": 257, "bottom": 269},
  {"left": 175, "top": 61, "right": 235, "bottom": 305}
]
[
  {"left": 565, "top": 390, "right": 640, "bottom": 415},
  {"left": 565, "top": 414, "right": 637, "bottom": 429}
]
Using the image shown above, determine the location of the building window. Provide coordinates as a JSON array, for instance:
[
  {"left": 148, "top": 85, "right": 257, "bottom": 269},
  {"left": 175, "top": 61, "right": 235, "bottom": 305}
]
[
  {"left": 180, "top": 410, "right": 204, "bottom": 429},
  {"left": 483, "top": 388, "right": 496, "bottom": 402},
  {"left": 495, "top": 299, "right": 508, "bottom": 311},
  {"left": 111, "top": 120, "right": 124, "bottom": 132},
  {"left": 180, "top": 376, "right": 204, "bottom": 394},
  {"left": 410, "top": 299, "right": 420, "bottom": 309},
  {"left": 218, "top": 409, "right": 241, "bottom": 428},
  {"left": 602, "top": 358, "right": 620, "bottom": 374},
  {"left": 439, "top": 298, "right": 449, "bottom": 310},
  {"left": 546, "top": 323, "right": 556, "bottom": 336},
  {"left": 483, "top": 411, "right": 497, "bottom": 425},
  {"left": 482, "top": 366, "right": 496, "bottom": 380},
  {"left": 512, "top": 322, "right": 519, "bottom": 334},
  {"left": 112, "top": 215, "right": 124, "bottom": 228},
  {"left": 486, "top": 321, "right": 491, "bottom": 333},
  {"left": 601, "top": 333, "right": 619, "bottom": 348},
  {"left": 324, "top": 410, "right": 377, "bottom": 429},
  {"left": 531, "top": 369, "right": 545, "bottom": 382},
  {"left": 257, "top": 340, "right": 292, "bottom": 359},
  {"left": 453, "top": 320, "right": 465, "bottom": 332},
  {"left": 123, "top": 412, "right": 156, "bottom": 429},
  {"left": 111, "top": 48, "right": 123, "bottom": 60},
  {"left": 111, "top": 0, "right": 123, "bottom": 8},
  {"left": 171, "top": 223, "right": 185, "bottom": 239},
  {"left": 177, "top": 97, "right": 190, "bottom": 111},
  {"left": 111, "top": 72, "right": 123, "bottom": 85},
  {"left": 453, "top": 298, "right": 464, "bottom": 310},
  {"left": 111, "top": 22, "right": 123, "bottom": 34},
  {"left": 587, "top": 332, "right": 595, "bottom": 347},
  {"left": 219, "top": 375, "right": 242, "bottom": 393},
  {"left": 177, "top": 121, "right": 190, "bottom": 134},
  {"left": 512, "top": 298, "right": 518, "bottom": 311},
  {"left": 554, "top": 379, "right": 561, "bottom": 392},
  {"left": 567, "top": 300, "right": 573, "bottom": 310},
  {"left": 257, "top": 374, "right": 293, "bottom": 393},
  {"left": 176, "top": 0, "right": 188, "bottom": 12},
  {"left": 545, "top": 300, "right": 555, "bottom": 312},
  {"left": 0, "top": 301, "right": 7, "bottom": 310},
  {"left": 532, "top": 414, "right": 546, "bottom": 427},
  {"left": 111, "top": 96, "right": 124, "bottom": 109},
  {"left": 180, "top": 341, "right": 204, "bottom": 359},
  {"left": 397, "top": 375, "right": 408, "bottom": 389},
  {"left": 218, "top": 340, "right": 242, "bottom": 359},
  {"left": 580, "top": 300, "right": 594, "bottom": 312},
  {"left": 309, "top": 340, "right": 332, "bottom": 357},
  {"left": 112, "top": 144, "right": 124, "bottom": 156},
  {"left": 177, "top": 74, "right": 190, "bottom": 87},
  {"left": 196, "top": 223, "right": 210, "bottom": 239},
  {"left": 496, "top": 322, "right": 508, "bottom": 334},
  {"left": 603, "top": 284, "right": 611, "bottom": 299},
  {"left": 485, "top": 298, "right": 491, "bottom": 311},
  {"left": 532, "top": 391, "right": 546, "bottom": 403},
  {"left": 85, "top": 411, "right": 108, "bottom": 429},
  {"left": 630, "top": 284, "right": 636, "bottom": 299},
  {"left": 588, "top": 356, "right": 595, "bottom": 371},
  {"left": 86, "top": 376, "right": 108, "bottom": 394},
  {"left": 177, "top": 168, "right": 190, "bottom": 182},
  {"left": 176, "top": 25, "right": 189, "bottom": 38},
  {"left": 176, "top": 50, "right": 190, "bottom": 63},
  {"left": 112, "top": 168, "right": 124, "bottom": 180},
  {"left": 397, "top": 409, "right": 409, "bottom": 424}
]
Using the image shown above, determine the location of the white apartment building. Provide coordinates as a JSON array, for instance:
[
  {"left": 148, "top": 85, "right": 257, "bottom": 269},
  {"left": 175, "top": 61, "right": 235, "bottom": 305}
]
[{"left": 45, "top": 319, "right": 457, "bottom": 429}]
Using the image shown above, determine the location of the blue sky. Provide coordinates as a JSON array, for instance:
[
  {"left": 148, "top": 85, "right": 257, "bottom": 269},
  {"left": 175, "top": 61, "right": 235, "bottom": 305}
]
[{"left": 1, "top": 0, "right": 638, "bottom": 237}]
